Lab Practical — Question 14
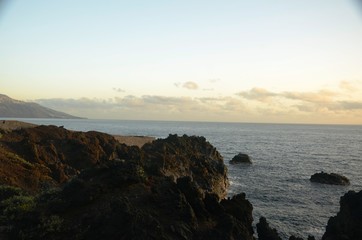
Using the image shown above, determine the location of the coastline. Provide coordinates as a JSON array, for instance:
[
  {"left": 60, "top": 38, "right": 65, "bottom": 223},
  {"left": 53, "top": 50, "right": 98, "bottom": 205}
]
[
  {"left": 0, "top": 120, "right": 154, "bottom": 147},
  {"left": 1, "top": 120, "right": 361, "bottom": 239}
]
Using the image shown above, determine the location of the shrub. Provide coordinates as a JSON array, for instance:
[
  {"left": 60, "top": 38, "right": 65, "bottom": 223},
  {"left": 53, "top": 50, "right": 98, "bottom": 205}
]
[{"left": 1, "top": 195, "right": 35, "bottom": 220}]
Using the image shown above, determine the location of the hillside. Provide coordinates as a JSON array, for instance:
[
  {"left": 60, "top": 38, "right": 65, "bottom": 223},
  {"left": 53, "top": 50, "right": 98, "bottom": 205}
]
[{"left": 0, "top": 94, "right": 81, "bottom": 119}]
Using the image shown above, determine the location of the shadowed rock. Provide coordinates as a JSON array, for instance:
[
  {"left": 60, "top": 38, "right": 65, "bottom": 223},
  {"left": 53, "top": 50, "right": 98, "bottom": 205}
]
[
  {"left": 0, "top": 126, "right": 256, "bottom": 240},
  {"left": 310, "top": 172, "right": 350, "bottom": 185},
  {"left": 322, "top": 190, "right": 362, "bottom": 240},
  {"left": 229, "top": 153, "right": 252, "bottom": 164},
  {"left": 256, "top": 217, "right": 282, "bottom": 240}
]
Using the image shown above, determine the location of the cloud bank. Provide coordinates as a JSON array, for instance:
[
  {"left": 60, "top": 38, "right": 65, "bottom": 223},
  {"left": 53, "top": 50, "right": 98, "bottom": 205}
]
[{"left": 35, "top": 81, "right": 362, "bottom": 124}]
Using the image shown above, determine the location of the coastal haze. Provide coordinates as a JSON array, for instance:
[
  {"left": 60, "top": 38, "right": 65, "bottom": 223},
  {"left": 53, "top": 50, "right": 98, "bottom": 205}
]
[{"left": 1, "top": 1, "right": 362, "bottom": 124}]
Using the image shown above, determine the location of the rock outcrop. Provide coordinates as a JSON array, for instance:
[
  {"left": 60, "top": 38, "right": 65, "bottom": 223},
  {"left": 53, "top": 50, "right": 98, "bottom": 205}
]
[
  {"left": 0, "top": 125, "right": 119, "bottom": 192},
  {"left": 310, "top": 172, "right": 350, "bottom": 185},
  {"left": 256, "top": 217, "right": 282, "bottom": 240},
  {"left": 0, "top": 125, "right": 255, "bottom": 239},
  {"left": 141, "top": 134, "right": 229, "bottom": 199},
  {"left": 322, "top": 190, "right": 362, "bottom": 240},
  {"left": 229, "top": 153, "right": 252, "bottom": 164}
]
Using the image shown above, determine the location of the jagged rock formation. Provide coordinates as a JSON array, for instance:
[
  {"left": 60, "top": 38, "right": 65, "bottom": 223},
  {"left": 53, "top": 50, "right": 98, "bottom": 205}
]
[
  {"left": 310, "top": 172, "right": 350, "bottom": 185},
  {"left": 141, "top": 134, "right": 229, "bottom": 199},
  {"left": 0, "top": 94, "right": 81, "bottom": 118},
  {"left": 322, "top": 190, "right": 362, "bottom": 240},
  {"left": 0, "top": 126, "right": 254, "bottom": 240},
  {"left": 0, "top": 125, "right": 119, "bottom": 192},
  {"left": 256, "top": 217, "right": 316, "bottom": 240},
  {"left": 256, "top": 217, "right": 282, "bottom": 240},
  {"left": 229, "top": 153, "right": 252, "bottom": 164}
]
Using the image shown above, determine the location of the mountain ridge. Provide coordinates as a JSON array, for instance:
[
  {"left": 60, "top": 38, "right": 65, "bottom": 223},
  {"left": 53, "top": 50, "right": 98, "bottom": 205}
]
[{"left": 0, "top": 94, "right": 82, "bottom": 119}]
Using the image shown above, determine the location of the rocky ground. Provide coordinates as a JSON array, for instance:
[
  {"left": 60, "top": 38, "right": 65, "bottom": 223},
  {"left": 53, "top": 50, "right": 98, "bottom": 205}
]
[
  {"left": 0, "top": 122, "right": 361, "bottom": 240},
  {"left": 0, "top": 120, "right": 37, "bottom": 132}
]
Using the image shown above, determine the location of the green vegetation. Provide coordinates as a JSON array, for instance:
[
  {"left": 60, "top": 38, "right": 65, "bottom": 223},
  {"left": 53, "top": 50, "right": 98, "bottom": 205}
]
[
  {"left": 1, "top": 195, "right": 35, "bottom": 220},
  {"left": 4, "top": 151, "right": 33, "bottom": 167}
]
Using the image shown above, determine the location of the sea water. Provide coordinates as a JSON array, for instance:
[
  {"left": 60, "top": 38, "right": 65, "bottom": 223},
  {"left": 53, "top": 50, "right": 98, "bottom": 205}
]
[{"left": 18, "top": 119, "right": 362, "bottom": 239}]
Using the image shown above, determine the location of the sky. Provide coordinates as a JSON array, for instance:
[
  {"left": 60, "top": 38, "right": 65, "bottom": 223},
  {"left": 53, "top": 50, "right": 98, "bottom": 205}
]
[{"left": 1, "top": 0, "right": 362, "bottom": 124}]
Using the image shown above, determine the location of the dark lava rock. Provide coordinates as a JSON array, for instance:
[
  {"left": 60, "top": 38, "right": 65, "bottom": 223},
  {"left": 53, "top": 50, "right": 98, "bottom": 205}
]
[
  {"left": 310, "top": 172, "right": 350, "bottom": 185},
  {"left": 229, "top": 153, "right": 252, "bottom": 164},
  {"left": 0, "top": 126, "right": 256, "bottom": 240},
  {"left": 256, "top": 217, "right": 282, "bottom": 240},
  {"left": 1, "top": 161, "right": 254, "bottom": 240},
  {"left": 0, "top": 125, "right": 119, "bottom": 192},
  {"left": 142, "top": 134, "right": 229, "bottom": 199},
  {"left": 322, "top": 190, "right": 362, "bottom": 240}
]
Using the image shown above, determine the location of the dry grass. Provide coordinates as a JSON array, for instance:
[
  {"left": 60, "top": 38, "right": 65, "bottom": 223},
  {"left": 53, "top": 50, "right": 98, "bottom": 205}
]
[
  {"left": 0, "top": 120, "right": 37, "bottom": 132},
  {"left": 0, "top": 120, "right": 154, "bottom": 147},
  {"left": 113, "top": 135, "right": 155, "bottom": 147}
]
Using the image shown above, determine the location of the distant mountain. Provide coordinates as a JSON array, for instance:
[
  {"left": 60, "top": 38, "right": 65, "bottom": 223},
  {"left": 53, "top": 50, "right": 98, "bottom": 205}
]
[{"left": 0, "top": 94, "right": 82, "bottom": 119}]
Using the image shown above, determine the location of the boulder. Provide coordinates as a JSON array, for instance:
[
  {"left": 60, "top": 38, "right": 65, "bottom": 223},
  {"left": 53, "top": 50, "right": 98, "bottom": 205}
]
[
  {"left": 229, "top": 153, "right": 252, "bottom": 164},
  {"left": 310, "top": 172, "right": 350, "bottom": 185},
  {"left": 322, "top": 190, "right": 362, "bottom": 240}
]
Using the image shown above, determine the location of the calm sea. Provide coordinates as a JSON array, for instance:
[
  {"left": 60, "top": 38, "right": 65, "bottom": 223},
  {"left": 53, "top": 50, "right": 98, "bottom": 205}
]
[{"left": 15, "top": 119, "right": 362, "bottom": 239}]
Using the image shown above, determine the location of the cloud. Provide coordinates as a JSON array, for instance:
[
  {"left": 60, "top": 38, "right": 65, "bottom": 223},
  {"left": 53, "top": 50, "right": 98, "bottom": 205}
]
[
  {"left": 236, "top": 87, "right": 277, "bottom": 102},
  {"left": 282, "top": 90, "right": 336, "bottom": 104},
  {"left": 34, "top": 80, "right": 362, "bottom": 124},
  {"left": 234, "top": 81, "right": 362, "bottom": 123},
  {"left": 113, "top": 88, "right": 125, "bottom": 93},
  {"left": 35, "top": 95, "right": 250, "bottom": 121},
  {"left": 183, "top": 81, "right": 199, "bottom": 90},
  {"left": 337, "top": 101, "right": 362, "bottom": 110},
  {"left": 175, "top": 81, "right": 199, "bottom": 90}
]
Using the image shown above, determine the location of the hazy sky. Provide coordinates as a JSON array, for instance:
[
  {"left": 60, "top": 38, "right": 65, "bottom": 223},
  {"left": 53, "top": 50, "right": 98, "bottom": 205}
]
[{"left": 1, "top": 1, "right": 362, "bottom": 124}]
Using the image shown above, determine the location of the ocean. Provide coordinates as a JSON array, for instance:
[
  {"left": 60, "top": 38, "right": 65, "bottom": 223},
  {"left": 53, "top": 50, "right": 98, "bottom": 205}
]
[{"left": 16, "top": 119, "right": 362, "bottom": 239}]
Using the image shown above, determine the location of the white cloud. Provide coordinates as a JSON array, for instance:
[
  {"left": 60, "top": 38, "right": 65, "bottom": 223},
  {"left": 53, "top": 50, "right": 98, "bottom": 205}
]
[
  {"left": 34, "top": 81, "right": 362, "bottom": 124},
  {"left": 175, "top": 81, "right": 199, "bottom": 90}
]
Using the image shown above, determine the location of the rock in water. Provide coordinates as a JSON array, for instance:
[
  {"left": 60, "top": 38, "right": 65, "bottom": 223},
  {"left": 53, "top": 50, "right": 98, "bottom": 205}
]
[
  {"left": 322, "top": 190, "right": 362, "bottom": 240},
  {"left": 256, "top": 217, "right": 282, "bottom": 240},
  {"left": 229, "top": 153, "right": 252, "bottom": 164},
  {"left": 310, "top": 172, "right": 350, "bottom": 185}
]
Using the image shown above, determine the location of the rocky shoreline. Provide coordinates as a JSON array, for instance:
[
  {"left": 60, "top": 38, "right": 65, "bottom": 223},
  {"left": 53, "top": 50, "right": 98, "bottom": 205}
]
[{"left": 0, "top": 123, "right": 361, "bottom": 239}]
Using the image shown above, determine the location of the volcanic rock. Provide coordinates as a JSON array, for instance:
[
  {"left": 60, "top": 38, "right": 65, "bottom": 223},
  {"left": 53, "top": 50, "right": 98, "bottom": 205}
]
[
  {"left": 0, "top": 125, "right": 255, "bottom": 239},
  {"left": 141, "top": 134, "right": 229, "bottom": 199},
  {"left": 229, "top": 153, "right": 252, "bottom": 164},
  {"left": 0, "top": 125, "right": 119, "bottom": 192},
  {"left": 310, "top": 172, "right": 350, "bottom": 185},
  {"left": 0, "top": 156, "right": 254, "bottom": 240},
  {"left": 322, "top": 190, "right": 362, "bottom": 240},
  {"left": 257, "top": 217, "right": 282, "bottom": 240}
]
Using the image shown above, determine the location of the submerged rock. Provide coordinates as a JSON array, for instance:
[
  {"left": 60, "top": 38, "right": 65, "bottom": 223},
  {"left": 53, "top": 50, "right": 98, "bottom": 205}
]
[
  {"left": 322, "top": 190, "right": 362, "bottom": 240},
  {"left": 229, "top": 153, "right": 252, "bottom": 164},
  {"left": 310, "top": 172, "right": 350, "bottom": 185}
]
